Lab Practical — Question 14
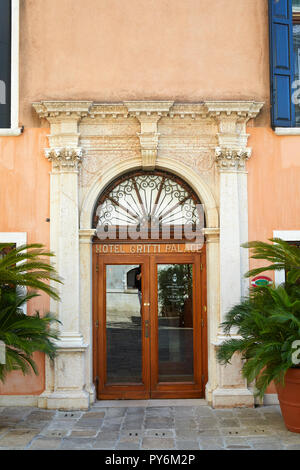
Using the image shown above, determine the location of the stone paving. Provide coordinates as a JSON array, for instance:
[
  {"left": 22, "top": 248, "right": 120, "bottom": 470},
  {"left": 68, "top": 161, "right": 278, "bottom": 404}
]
[{"left": 0, "top": 400, "right": 300, "bottom": 450}]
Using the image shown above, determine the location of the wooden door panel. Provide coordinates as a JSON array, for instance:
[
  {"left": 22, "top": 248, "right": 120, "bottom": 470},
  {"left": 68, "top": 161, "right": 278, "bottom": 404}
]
[
  {"left": 93, "top": 251, "right": 151, "bottom": 399},
  {"left": 92, "top": 245, "right": 207, "bottom": 400},
  {"left": 149, "top": 253, "right": 204, "bottom": 398}
]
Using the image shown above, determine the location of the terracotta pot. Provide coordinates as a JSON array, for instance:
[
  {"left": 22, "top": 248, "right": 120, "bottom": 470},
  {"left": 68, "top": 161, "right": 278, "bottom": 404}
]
[{"left": 276, "top": 368, "right": 300, "bottom": 433}]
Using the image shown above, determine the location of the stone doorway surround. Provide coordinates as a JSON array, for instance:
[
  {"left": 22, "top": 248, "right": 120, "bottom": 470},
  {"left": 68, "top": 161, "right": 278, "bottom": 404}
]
[{"left": 31, "top": 100, "right": 263, "bottom": 410}]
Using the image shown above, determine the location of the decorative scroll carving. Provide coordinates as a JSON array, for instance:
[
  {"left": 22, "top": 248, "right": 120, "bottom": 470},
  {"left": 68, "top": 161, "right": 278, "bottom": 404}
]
[
  {"left": 137, "top": 132, "right": 160, "bottom": 169},
  {"left": 124, "top": 101, "right": 174, "bottom": 170},
  {"left": 45, "top": 147, "right": 83, "bottom": 170}
]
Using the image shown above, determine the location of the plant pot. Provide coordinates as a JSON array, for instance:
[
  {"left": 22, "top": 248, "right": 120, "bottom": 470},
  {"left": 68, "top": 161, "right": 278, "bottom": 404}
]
[{"left": 276, "top": 368, "right": 300, "bottom": 433}]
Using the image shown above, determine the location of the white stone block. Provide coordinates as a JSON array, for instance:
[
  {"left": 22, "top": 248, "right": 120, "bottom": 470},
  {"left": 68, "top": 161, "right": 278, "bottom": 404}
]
[{"left": 0, "top": 341, "right": 5, "bottom": 364}]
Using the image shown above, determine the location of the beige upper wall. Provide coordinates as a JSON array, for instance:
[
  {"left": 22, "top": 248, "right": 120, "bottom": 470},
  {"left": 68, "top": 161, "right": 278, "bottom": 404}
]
[{"left": 20, "top": 0, "right": 270, "bottom": 127}]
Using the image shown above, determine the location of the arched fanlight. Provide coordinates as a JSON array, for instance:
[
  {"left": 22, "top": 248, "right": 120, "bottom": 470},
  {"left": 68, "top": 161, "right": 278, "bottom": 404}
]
[{"left": 92, "top": 170, "right": 203, "bottom": 232}]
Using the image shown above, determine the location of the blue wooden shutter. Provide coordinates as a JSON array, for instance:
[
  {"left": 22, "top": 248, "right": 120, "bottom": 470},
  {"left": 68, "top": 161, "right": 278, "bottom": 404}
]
[
  {"left": 269, "top": 0, "right": 295, "bottom": 127},
  {"left": 0, "top": 0, "right": 11, "bottom": 128}
]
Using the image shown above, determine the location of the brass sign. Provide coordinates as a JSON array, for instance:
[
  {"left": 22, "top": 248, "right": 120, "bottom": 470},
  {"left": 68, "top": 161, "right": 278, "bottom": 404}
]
[{"left": 95, "top": 243, "right": 203, "bottom": 254}]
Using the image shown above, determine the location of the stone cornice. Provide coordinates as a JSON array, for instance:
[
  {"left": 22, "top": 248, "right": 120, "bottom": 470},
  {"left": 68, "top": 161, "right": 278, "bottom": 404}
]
[
  {"left": 32, "top": 101, "right": 93, "bottom": 119},
  {"left": 33, "top": 100, "right": 264, "bottom": 121},
  {"left": 124, "top": 101, "right": 174, "bottom": 117},
  {"left": 205, "top": 101, "right": 264, "bottom": 119}
]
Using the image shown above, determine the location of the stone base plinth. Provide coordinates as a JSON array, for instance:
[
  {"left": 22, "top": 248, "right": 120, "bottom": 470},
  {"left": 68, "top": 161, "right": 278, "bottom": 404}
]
[
  {"left": 38, "top": 390, "right": 90, "bottom": 410},
  {"left": 212, "top": 388, "right": 254, "bottom": 408}
]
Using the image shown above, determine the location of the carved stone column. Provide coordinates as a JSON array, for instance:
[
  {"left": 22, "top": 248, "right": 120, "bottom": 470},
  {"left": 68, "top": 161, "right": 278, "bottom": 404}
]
[
  {"left": 207, "top": 102, "right": 263, "bottom": 407},
  {"left": 33, "top": 102, "right": 92, "bottom": 410}
]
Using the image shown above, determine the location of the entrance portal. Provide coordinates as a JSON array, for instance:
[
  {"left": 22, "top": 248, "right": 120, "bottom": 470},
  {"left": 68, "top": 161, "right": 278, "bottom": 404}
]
[
  {"left": 93, "top": 246, "right": 206, "bottom": 399},
  {"left": 92, "top": 170, "right": 207, "bottom": 399}
]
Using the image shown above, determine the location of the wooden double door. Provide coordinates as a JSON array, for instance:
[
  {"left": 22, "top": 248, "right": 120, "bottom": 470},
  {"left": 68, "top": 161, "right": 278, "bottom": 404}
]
[{"left": 93, "top": 244, "right": 207, "bottom": 399}]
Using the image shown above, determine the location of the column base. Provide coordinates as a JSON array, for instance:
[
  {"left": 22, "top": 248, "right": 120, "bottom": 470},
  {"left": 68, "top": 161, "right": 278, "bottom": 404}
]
[
  {"left": 38, "top": 390, "right": 90, "bottom": 410},
  {"left": 86, "top": 383, "right": 96, "bottom": 405},
  {"left": 212, "top": 388, "right": 254, "bottom": 408}
]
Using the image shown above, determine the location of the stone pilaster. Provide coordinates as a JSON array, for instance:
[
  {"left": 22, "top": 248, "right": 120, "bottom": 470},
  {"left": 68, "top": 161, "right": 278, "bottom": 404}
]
[
  {"left": 33, "top": 102, "right": 92, "bottom": 410},
  {"left": 206, "top": 102, "right": 263, "bottom": 408}
]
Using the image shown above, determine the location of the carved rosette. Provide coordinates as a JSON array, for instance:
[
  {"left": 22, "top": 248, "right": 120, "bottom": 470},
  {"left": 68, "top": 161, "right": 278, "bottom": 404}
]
[
  {"left": 215, "top": 147, "right": 252, "bottom": 171},
  {"left": 45, "top": 147, "right": 84, "bottom": 171}
]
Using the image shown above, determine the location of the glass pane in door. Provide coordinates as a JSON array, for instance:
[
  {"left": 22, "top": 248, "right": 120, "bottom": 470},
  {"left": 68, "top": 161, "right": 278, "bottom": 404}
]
[
  {"left": 157, "top": 264, "right": 194, "bottom": 382},
  {"left": 106, "top": 264, "right": 142, "bottom": 384}
]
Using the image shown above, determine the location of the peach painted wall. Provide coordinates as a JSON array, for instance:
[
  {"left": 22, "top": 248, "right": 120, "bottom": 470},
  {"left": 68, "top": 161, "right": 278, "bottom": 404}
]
[
  {"left": 247, "top": 128, "right": 300, "bottom": 394},
  {"left": 0, "top": 128, "right": 51, "bottom": 394},
  {"left": 20, "top": 0, "right": 270, "bottom": 127}
]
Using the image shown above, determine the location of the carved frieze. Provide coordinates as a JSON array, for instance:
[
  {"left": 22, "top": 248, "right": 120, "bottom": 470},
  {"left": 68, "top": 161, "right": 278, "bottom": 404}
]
[{"left": 33, "top": 100, "right": 264, "bottom": 179}]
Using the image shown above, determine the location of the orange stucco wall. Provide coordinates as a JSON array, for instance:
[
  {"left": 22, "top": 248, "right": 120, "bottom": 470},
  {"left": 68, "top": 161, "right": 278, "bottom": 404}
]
[
  {"left": 20, "top": 0, "right": 270, "bottom": 127},
  {"left": 248, "top": 128, "right": 300, "bottom": 243},
  {"left": 0, "top": 129, "right": 51, "bottom": 394},
  {"left": 247, "top": 128, "right": 300, "bottom": 394}
]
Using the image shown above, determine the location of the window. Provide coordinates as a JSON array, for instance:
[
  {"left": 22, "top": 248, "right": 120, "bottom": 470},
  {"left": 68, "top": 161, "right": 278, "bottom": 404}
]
[
  {"left": 0, "top": 232, "right": 27, "bottom": 313},
  {"left": 269, "top": 0, "right": 300, "bottom": 129},
  {"left": 0, "top": 0, "right": 20, "bottom": 136},
  {"left": 293, "top": 2, "right": 300, "bottom": 125},
  {"left": 273, "top": 230, "right": 300, "bottom": 285}
]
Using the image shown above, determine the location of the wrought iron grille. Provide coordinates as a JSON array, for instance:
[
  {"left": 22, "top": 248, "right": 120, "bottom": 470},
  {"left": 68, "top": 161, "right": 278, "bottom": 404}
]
[{"left": 92, "top": 170, "right": 203, "bottom": 230}]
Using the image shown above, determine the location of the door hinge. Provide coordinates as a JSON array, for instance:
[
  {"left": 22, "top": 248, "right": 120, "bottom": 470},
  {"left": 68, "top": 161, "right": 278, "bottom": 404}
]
[
  {"left": 95, "top": 320, "right": 99, "bottom": 328},
  {"left": 96, "top": 265, "right": 99, "bottom": 272},
  {"left": 201, "top": 319, "right": 204, "bottom": 328},
  {"left": 200, "top": 263, "right": 203, "bottom": 271},
  {"left": 95, "top": 376, "right": 99, "bottom": 386},
  {"left": 201, "top": 374, "right": 205, "bottom": 384}
]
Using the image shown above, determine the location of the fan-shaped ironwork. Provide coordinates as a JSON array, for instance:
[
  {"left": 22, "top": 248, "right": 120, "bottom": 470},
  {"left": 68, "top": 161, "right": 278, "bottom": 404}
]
[{"left": 92, "top": 170, "right": 203, "bottom": 235}]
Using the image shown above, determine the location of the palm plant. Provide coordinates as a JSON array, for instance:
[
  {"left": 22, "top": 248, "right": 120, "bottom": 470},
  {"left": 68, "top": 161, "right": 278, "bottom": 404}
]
[
  {"left": 0, "top": 289, "right": 60, "bottom": 381},
  {"left": 217, "top": 238, "right": 300, "bottom": 398},
  {"left": 0, "top": 243, "right": 62, "bottom": 300},
  {"left": 0, "top": 243, "right": 62, "bottom": 381},
  {"left": 243, "top": 238, "right": 300, "bottom": 284}
]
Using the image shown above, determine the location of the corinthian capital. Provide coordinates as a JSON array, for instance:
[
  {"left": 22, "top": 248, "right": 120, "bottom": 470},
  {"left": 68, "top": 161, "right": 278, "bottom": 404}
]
[
  {"left": 215, "top": 147, "right": 252, "bottom": 171},
  {"left": 45, "top": 147, "right": 83, "bottom": 171}
]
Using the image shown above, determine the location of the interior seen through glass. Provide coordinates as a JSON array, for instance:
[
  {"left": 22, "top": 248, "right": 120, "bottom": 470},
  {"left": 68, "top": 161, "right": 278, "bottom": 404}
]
[
  {"left": 106, "top": 264, "right": 142, "bottom": 384},
  {"left": 157, "top": 264, "right": 194, "bottom": 382}
]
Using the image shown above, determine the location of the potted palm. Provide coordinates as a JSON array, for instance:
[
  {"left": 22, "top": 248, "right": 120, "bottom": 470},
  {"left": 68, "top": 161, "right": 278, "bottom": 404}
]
[
  {"left": 0, "top": 243, "right": 61, "bottom": 381},
  {"left": 217, "top": 238, "right": 300, "bottom": 433}
]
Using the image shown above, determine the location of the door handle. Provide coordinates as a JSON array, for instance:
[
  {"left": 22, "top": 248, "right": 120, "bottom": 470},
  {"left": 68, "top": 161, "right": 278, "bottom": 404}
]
[{"left": 145, "top": 320, "right": 150, "bottom": 338}]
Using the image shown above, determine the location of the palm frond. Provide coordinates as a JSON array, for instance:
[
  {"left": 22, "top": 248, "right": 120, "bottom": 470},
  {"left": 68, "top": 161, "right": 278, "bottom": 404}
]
[
  {"left": 0, "top": 243, "right": 62, "bottom": 300},
  {"left": 0, "top": 291, "right": 61, "bottom": 382},
  {"left": 217, "top": 238, "right": 300, "bottom": 398}
]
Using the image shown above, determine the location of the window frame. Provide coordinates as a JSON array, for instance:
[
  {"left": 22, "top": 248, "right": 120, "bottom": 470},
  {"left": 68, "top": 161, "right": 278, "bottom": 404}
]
[
  {"left": 274, "top": 2, "right": 300, "bottom": 133},
  {"left": 0, "top": 232, "right": 27, "bottom": 313},
  {"left": 0, "top": 0, "right": 21, "bottom": 136},
  {"left": 273, "top": 230, "right": 300, "bottom": 285}
]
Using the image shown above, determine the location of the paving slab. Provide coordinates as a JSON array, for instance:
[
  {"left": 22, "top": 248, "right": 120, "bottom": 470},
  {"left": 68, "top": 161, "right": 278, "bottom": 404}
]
[
  {"left": 0, "top": 429, "right": 38, "bottom": 448},
  {"left": 0, "top": 403, "right": 298, "bottom": 450},
  {"left": 60, "top": 438, "right": 93, "bottom": 450},
  {"left": 176, "top": 440, "right": 200, "bottom": 450},
  {"left": 28, "top": 438, "right": 62, "bottom": 450},
  {"left": 142, "top": 437, "right": 175, "bottom": 449},
  {"left": 198, "top": 437, "right": 224, "bottom": 450}
]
